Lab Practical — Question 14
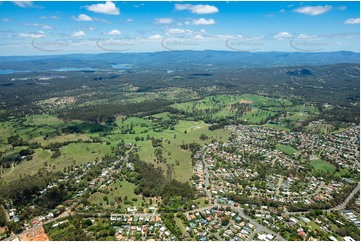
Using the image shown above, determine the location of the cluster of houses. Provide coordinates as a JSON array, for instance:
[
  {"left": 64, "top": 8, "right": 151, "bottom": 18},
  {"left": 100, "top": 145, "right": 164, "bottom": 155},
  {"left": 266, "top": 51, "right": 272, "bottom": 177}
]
[
  {"left": 252, "top": 208, "right": 359, "bottom": 241},
  {"left": 193, "top": 125, "right": 353, "bottom": 208},
  {"left": 341, "top": 210, "right": 360, "bottom": 226},
  {"left": 280, "top": 125, "right": 359, "bottom": 170},
  {"left": 110, "top": 215, "right": 173, "bottom": 241},
  {"left": 184, "top": 208, "right": 256, "bottom": 241}
]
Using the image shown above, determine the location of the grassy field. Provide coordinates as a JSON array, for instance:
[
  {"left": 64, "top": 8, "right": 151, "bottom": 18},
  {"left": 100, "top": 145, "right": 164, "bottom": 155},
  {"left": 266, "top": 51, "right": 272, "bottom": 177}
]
[
  {"left": 134, "top": 119, "right": 231, "bottom": 182},
  {"left": 0, "top": 94, "right": 317, "bottom": 185},
  {"left": 88, "top": 180, "right": 147, "bottom": 209},
  {"left": 103, "top": 116, "right": 231, "bottom": 183},
  {"left": 31, "top": 133, "right": 91, "bottom": 146},
  {"left": 171, "top": 94, "right": 291, "bottom": 122},
  {"left": 310, "top": 159, "right": 336, "bottom": 173},
  {"left": 24, "top": 114, "right": 64, "bottom": 126},
  {"left": 276, "top": 144, "right": 298, "bottom": 155},
  {"left": 174, "top": 217, "right": 187, "bottom": 235},
  {"left": 1, "top": 142, "right": 111, "bottom": 182}
]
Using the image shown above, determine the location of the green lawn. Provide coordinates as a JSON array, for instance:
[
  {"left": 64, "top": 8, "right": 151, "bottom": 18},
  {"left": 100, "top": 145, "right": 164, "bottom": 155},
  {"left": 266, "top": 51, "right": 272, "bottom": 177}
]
[
  {"left": 24, "top": 114, "right": 64, "bottom": 126},
  {"left": 310, "top": 159, "right": 336, "bottom": 173},
  {"left": 110, "top": 117, "right": 231, "bottom": 183},
  {"left": 174, "top": 217, "right": 187, "bottom": 234},
  {"left": 276, "top": 144, "right": 298, "bottom": 155},
  {"left": 2, "top": 142, "right": 111, "bottom": 182},
  {"left": 88, "top": 180, "right": 147, "bottom": 209}
]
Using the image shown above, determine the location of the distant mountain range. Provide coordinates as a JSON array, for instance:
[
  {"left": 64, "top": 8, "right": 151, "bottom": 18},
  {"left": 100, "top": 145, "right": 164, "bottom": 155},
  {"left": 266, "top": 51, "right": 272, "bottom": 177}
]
[{"left": 0, "top": 51, "right": 359, "bottom": 71}]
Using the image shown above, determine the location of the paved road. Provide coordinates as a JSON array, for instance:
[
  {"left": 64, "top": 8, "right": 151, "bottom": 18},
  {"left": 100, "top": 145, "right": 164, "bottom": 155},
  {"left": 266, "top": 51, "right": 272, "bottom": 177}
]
[
  {"left": 287, "top": 182, "right": 360, "bottom": 215},
  {"left": 275, "top": 176, "right": 283, "bottom": 197},
  {"left": 236, "top": 208, "right": 286, "bottom": 241},
  {"left": 203, "top": 148, "right": 219, "bottom": 206},
  {"left": 330, "top": 182, "right": 359, "bottom": 211}
]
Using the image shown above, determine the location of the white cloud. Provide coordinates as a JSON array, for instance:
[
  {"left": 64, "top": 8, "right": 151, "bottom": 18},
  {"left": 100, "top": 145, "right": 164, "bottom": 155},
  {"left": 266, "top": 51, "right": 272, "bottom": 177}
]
[
  {"left": 154, "top": 18, "right": 173, "bottom": 24},
  {"left": 75, "top": 14, "right": 93, "bottom": 21},
  {"left": 125, "top": 18, "right": 134, "bottom": 23},
  {"left": 199, "top": 29, "right": 207, "bottom": 34},
  {"left": 345, "top": 18, "right": 360, "bottom": 24},
  {"left": 19, "top": 31, "right": 45, "bottom": 38},
  {"left": 89, "top": 27, "right": 96, "bottom": 31},
  {"left": 12, "top": 1, "right": 41, "bottom": 8},
  {"left": 72, "top": 31, "right": 86, "bottom": 37},
  {"left": 25, "top": 23, "right": 52, "bottom": 29},
  {"left": 148, "top": 34, "right": 162, "bottom": 40},
  {"left": 295, "top": 34, "right": 321, "bottom": 40},
  {"left": 107, "top": 29, "right": 121, "bottom": 35},
  {"left": 167, "top": 28, "right": 193, "bottom": 34},
  {"left": 185, "top": 18, "right": 216, "bottom": 25},
  {"left": 294, "top": 5, "right": 332, "bottom": 16},
  {"left": 41, "top": 25, "right": 52, "bottom": 29},
  {"left": 133, "top": 3, "right": 144, "bottom": 8},
  {"left": 85, "top": 1, "right": 120, "bottom": 15},
  {"left": 280, "top": 9, "right": 286, "bottom": 13},
  {"left": 175, "top": 4, "right": 219, "bottom": 14},
  {"left": 273, "top": 32, "right": 292, "bottom": 40},
  {"left": 40, "top": 15, "right": 59, "bottom": 19},
  {"left": 2, "top": 18, "right": 11, "bottom": 22}
]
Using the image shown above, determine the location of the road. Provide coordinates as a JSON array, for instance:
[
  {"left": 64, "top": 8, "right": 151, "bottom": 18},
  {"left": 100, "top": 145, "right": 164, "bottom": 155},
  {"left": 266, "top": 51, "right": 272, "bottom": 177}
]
[
  {"left": 236, "top": 208, "right": 285, "bottom": 241},
  {"left": 203, "top": 148, "right": 218, "bottom": 206},
  {"left": 287, "top": 182, "right": 360, "bottom": 215},
  {"left": 275, "top": 176, "right": 283, "bottom": 197},
  {"left": 329, "top": 182, "right": 360, "bottom": 211},
  {"left": 3, "top": 225, "right": 42, "bottom": 241},
  {"left": 0, "top": 162, "right": 15, "bottom": 178}
]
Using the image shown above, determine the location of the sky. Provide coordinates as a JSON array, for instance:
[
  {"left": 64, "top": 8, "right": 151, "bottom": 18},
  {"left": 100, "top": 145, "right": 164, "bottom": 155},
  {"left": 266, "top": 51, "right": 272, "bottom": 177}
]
[{"left": 0, "top": 1, "right": 360, "bottom": 56}]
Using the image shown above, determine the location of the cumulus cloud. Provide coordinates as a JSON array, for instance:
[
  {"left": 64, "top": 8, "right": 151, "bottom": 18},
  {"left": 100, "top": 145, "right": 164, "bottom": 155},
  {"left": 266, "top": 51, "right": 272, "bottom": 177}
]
[
  {"left": 107, "top": 29, "right": 121, "bottom": 35},
  {"left": 294, "top": 5, "right": 332, "bottom": 16},
  {"left": 25, "top": 23, "right": 52, "bottom": 29},
  {"left": 19, "top": 31, "right": 45, "bottom": 38},
  {"left": 40, "top": 15, "right": 59, "bottom": 19},
  {"left": 295, "top": 34, "right": 321, "bottom": 40},
  {"left": 12, "top": 1, "right": 41, "bottom": 8},
  {"left": 273, "top": 32, "right": 292, "bottom": 40},
  {"left": 154, "top": 18, "right": 173, "bottom": 24},
  {"left": 185, "top": 18, "right": 216, "bottom": 25},
  {"left": 85, "top": 1, "right": 120, "bottom": 15},
  {"left": 344, "top": 18, "right": 360, "bottom": 24},
  {"left": 175, "top": 4, "right": 219, "bottom": 14},
  {"left": 148, "top": 34, "right": 162, "bottom": 40},
  {"left": 71, "top": 31, "right": 86, "bottom": 37},
  {"left": 167, "top": 28, "right": 193, "bottom": 34},
  {"left": 75, "top": 14, "right": 93, "bottom": 21}
]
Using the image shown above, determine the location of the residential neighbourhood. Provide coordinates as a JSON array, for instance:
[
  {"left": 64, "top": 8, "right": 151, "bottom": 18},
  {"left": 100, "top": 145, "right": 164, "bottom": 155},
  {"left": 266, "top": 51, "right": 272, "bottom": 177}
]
[{"left": 1, "top": 122, "right": 359, "bottom": 241}]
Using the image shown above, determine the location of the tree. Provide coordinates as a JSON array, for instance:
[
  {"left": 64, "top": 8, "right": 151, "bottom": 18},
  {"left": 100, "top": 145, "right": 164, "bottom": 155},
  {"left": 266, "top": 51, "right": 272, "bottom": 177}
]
[{"left": 221, "top": 215, "right": 230, "bottom": 226}]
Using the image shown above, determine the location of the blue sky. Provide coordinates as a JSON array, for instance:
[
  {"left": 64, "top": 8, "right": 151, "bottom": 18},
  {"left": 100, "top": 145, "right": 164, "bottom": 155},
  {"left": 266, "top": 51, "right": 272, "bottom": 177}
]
[{"left": 0, "top": 1, "right": 359, "bottom": 55}]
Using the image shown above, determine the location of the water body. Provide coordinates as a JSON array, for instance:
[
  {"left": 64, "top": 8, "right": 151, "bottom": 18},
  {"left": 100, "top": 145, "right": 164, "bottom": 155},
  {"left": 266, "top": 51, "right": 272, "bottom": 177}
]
[
  {"left": 0, "top": 69, "right": 30, "bottom": 75},
  {"left": 52, "top": 67, "right": 99, "bottom": 72},
  {"left": 111, "top": 64, "right": 132, "bottom": 69}
]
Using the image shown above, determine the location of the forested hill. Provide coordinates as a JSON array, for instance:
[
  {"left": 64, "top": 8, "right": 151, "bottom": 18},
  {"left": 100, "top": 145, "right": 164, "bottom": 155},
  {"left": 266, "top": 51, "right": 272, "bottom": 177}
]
[{"left": 0, "top": 51, "right": 359, "bottom": 70}]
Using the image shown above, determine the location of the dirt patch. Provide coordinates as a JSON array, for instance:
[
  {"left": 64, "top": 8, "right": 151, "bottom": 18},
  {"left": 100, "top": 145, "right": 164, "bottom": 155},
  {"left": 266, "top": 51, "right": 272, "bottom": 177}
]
[
  {"left": 19, "top": 225, "right": 49, "bottom": 241},
  {"left": 0, "top": 226, "right": 6, "bottom": 233},
  {"left": 238, "top": 99, "right": 253, "bottom": 104}
]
